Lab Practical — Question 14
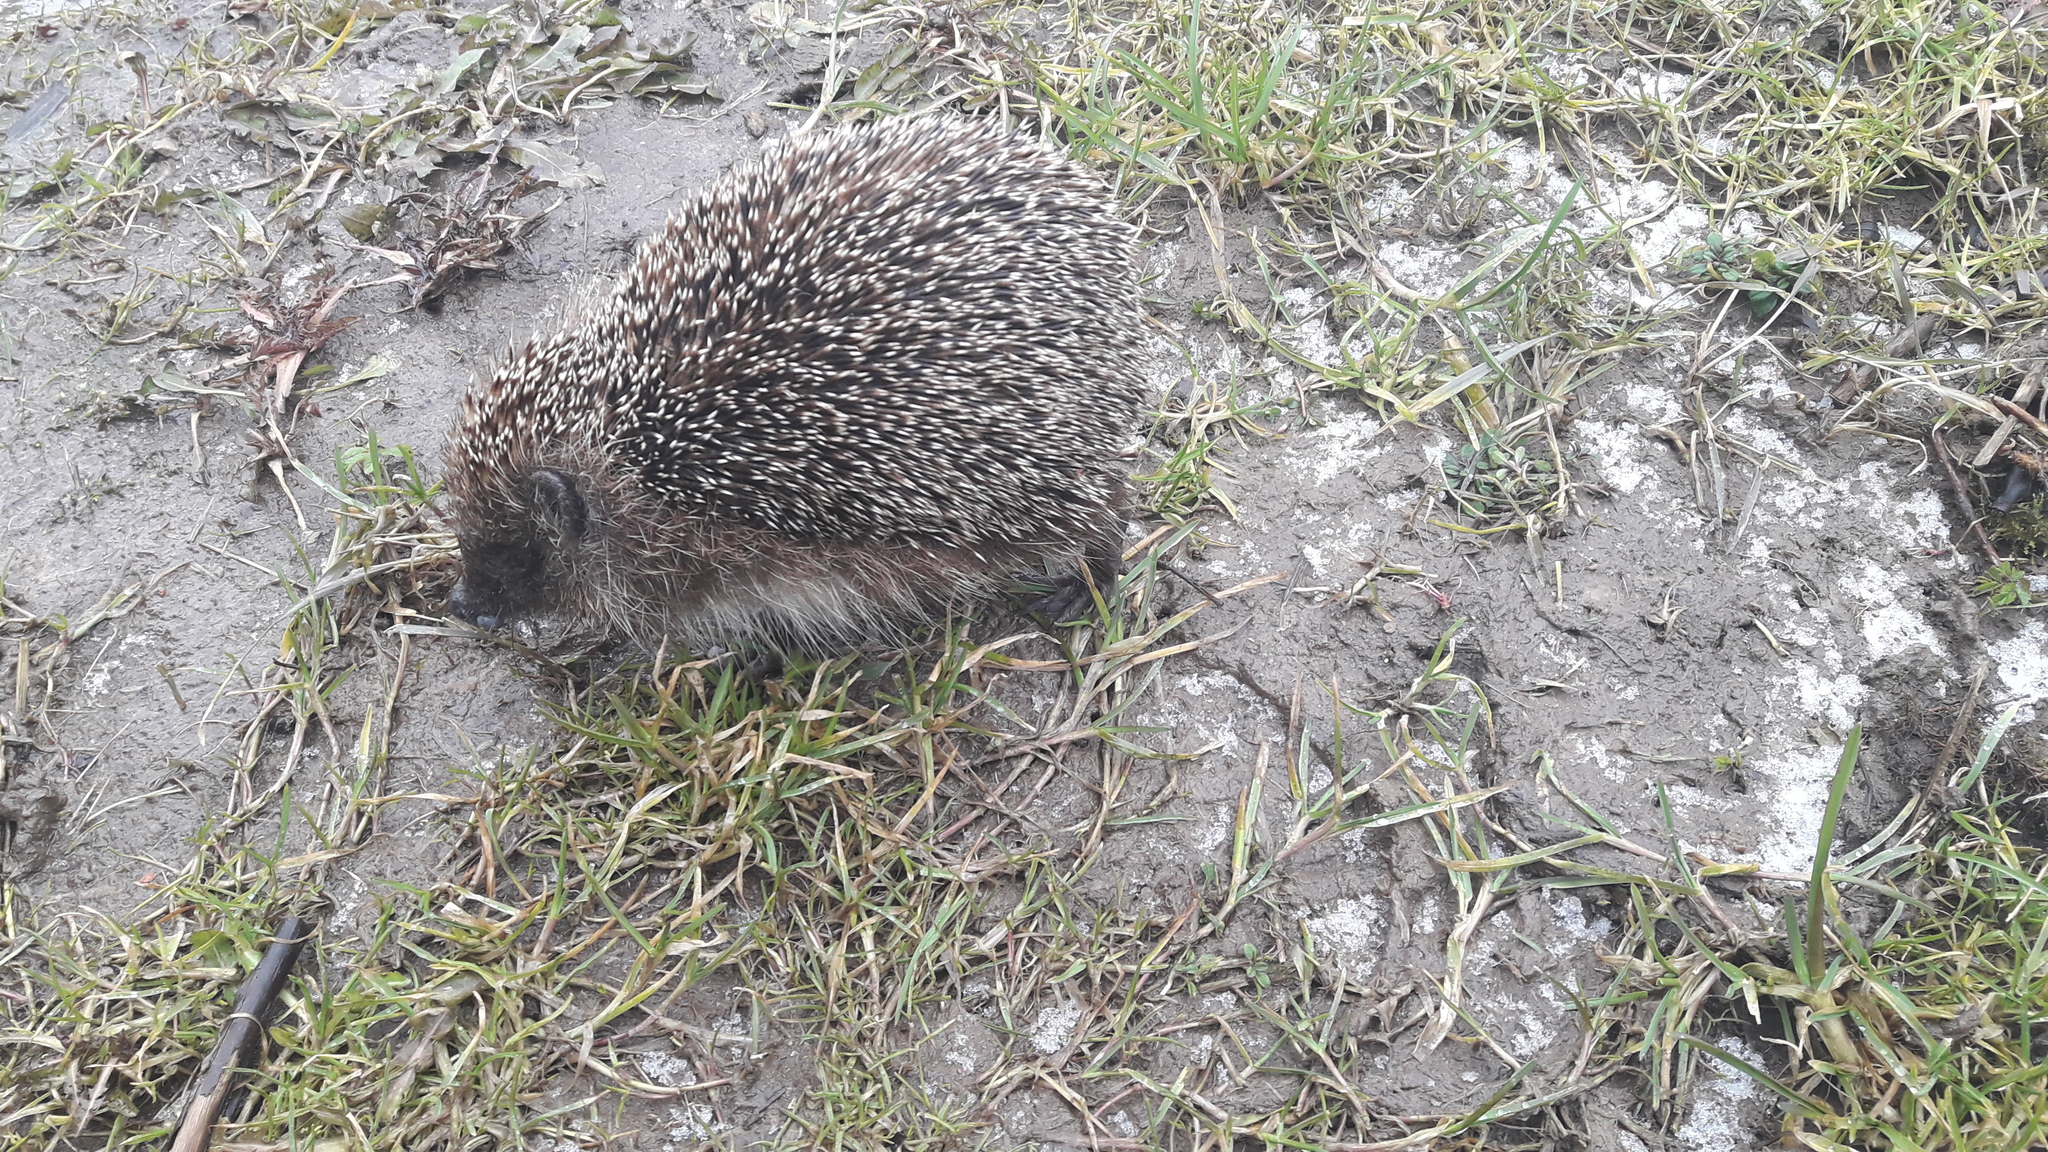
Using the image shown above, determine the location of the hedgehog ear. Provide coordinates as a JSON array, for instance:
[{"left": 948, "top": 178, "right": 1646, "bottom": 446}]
[{"left": 531, "top": 469, "right": 590, "bottom": 544}]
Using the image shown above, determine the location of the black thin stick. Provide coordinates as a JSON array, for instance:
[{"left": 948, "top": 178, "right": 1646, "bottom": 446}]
[
  {"left": 1158, "top": 561, "right": 1224, "bottom": 607},
  {"left": 170, "top": 916, "right": 314, "bottom": 1152},
  {"left": 1932, "top": 430, "right": 2003, "bottom": 563}
]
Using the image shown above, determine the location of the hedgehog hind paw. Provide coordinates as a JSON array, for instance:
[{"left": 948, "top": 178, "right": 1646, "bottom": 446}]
[
  {"left": 738, "top": 648, "right": 786, "bottom": 681},
  {"left": 700, "top": 640, "right": 787, "bottom": 680},
  {"left": 1022, "top": 572, "right": 1108, "bottom": 626}
]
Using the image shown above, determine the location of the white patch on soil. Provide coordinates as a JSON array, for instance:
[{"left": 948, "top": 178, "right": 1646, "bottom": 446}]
[
  {"left": 1791, "top": 663, "right": 1866, "bottom": 731},
  {"left": 1300, "top": 411, "right": 1385, "bottom": 485},
  {"left": 1778, "top": 611, "right": 1839, "bottom": 666},
  {"left": 1575, "top": 419, "right": 1660, "bottom": 495},
  {"left": 640, "top": 1051, "right": 695, "bottom": 1086},
  {"left": 1376, "top": 238, "right": 1461, "bottom": 299},
  {"left": 1632, "top": 201, "right": 1709, "bottom": 266},
  {"left": 1304, "top": 896, "right": 1384, "bottom": 974},
  {"left": 1615, "top": 68, "right": 1693, "bottom": 104},
  {"left": 1199, "top": 806, "right": 1233, "bottom": 852},
  {"left": 1660, "top": 782, "right": 1736, "bottom": 815},
  {"left": 1989, "top": 621, "right": 2048, "bottom": 716},
  {"left": 1278, "top": 285, "right": 1344, "bottom": 370},
  {"left": 660, "top": 1101, "right": 720, "bottom": 1146},
  {"left": 1749, "top": 744, "right": 1846, "bottom": 872},
  {"left": 1141, "top": 330, "right": 1189, "bottom": 396},
  {"left": 1164, "top": 671, "right": 1259, "bottom": 770},
  {"left": 1354, "top": 180, "right": 1417, "bottom": 223},
  {"left": 639, "top": 1052, "right": 719, "bottom": 1145},
  {"left": 1410, "top": 894, "right": 1443, "bottom": 939},
  {"left": 1468, "top": 913, "right": 1574, "bottom": 1058},
  {"left": 1673, "top": 1034, "right": 1765, "bottom": 1152},
  {"left": 1840, "top": 464, "right": 1953, "bottom": 555},
  {"left": 82, "top": 660, "right": 118, "bottom": 697},
  {"left": 1623, "top": 382, "right": 1684, "bottom": 423},
  {"left": 1720, "top": 407, "right": 1803, "bottom": 462},
  {"left": 1860, "top": 602, "right": 1943, "bottom": 662},
  {"left": 1505, "top": 984, "right": 1579, "bottom": 1057},
  {"left": 1300, "top": 513, "right": 1395, "bottom": 579},
  {"left": 1705, "top": 356, "right": 1796, "bottom": 401},
  {"left": 1636, "top": 199, "right": 1770, "bottom": 272},
  {"left": 1482, "top": 131, "right": 1576, "bottom": 201},
  {"left": 1030, "top": 998, "right": 1082, "bottom": 1054},
  {"left": 1569, "top": 736, "right": 1632, "bottom": 789},
  {"left": 1837, "top": 561, "right": 1943, "bottom": 661},
  {"left": 1547, "top": 894, "right": 1613, "bottom": 954},
  {"left": 944, "top": 1030, "right": 980, "bottom": 1073}
]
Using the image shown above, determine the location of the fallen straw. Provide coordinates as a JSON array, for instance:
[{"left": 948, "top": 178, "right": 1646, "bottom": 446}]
[{"left": 170, "top": 916, "right": 316, "bottom": 1152}]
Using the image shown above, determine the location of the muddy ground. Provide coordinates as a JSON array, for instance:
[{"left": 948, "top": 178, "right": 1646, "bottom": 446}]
[{"left": 4, "top": 1, "right": 2045, "bottom": 1149}]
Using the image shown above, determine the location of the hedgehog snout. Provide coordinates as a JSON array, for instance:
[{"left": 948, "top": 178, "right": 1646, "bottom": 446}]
[
  {"left": 450, "top": 536, "right": 554, "bottom": 631},
  {"left": 448, "top": 580, "right": 499, "bottom": 630}
]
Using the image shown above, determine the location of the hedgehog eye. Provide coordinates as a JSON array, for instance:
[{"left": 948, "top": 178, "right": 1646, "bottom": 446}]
[{"left": 531, "top": 469, "right": 589, "bottom": 543}]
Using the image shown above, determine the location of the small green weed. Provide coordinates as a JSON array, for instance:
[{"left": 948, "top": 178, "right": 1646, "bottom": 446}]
[
  {"left": 1677, "top": 232, "right": 1819, "bottom": 322},
  {"left": 1441, "top": 427, "right": 1570, "bottom": 529},
  {"left": 1973, "top": 560, "right": 2040, "bottom": 610},
  {"left": 1989, "top": 500, "right": 2048, "bottom": 560}
]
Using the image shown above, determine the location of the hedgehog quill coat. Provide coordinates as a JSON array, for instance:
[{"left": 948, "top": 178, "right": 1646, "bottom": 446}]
[{"left": 443, "top": 117, "right": 1144, "bottom": 648}]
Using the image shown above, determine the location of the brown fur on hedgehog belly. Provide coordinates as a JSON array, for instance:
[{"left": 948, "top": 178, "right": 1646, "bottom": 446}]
[{"left": 441, "top": 116, "right": 1144, "bottom": 650}]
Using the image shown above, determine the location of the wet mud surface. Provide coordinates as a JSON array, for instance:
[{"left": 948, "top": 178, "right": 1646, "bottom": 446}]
[{"left": 3, "top": 1, "right": 2045, "bottom": 1149}]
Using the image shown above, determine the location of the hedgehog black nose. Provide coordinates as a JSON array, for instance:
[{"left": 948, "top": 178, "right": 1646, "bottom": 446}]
[{"left": 448, "top": 583, "right": 498, "bottom": 630}]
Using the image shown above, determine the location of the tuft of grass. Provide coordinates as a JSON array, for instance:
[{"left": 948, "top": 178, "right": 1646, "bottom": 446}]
[
  {"left": 938, "top": 0, "right": 1662, "bottom": 542},
  {"left": 1738, "top": 717, "right": 2048, "bottom": 1152},
  {"left": 1474, "top": 716, "right": 2048, "bottom": 1149},
  {"left": 1, "top": 546, "right": 1619, "bottom": 1148},
  {"left": 1135, "top": 367, "right": 1277, "bottom": 522}
]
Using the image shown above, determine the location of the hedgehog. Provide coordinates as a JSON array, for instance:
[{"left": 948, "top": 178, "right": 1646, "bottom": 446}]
[{"left": 442, "top": 116, "right": 1145, "bottom": 650}]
